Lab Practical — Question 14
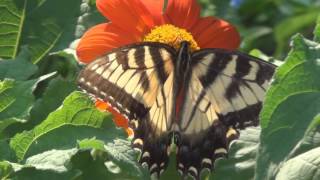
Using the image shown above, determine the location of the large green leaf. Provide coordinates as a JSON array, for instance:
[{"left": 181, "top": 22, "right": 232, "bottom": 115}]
[
  {"left": 211, "top": 127, "right": 260, "bottom": 180},
  {"left": 9, "top": 91, "right": 119, "bottom": 161},
  {"left": 3, "top": 138, "right": 144, "bottom": 179},
  {"left": 260, "top": 34, "right": 320, "bottom": 128},
  {"left": 6, "top": 91, "right": 150, "bottom": 179},
  {"left": 8, "top": 151, "right": 82, "bottom": 180},
  {"left": 0, "top": 139, "right": 15, "bottom": 161},
  {"left": 104, "top": 139, "right": 150, "bottom": 180},
  {"left": 0, "top": 0, "right": 26, "bottom": 59},
  {"left": 29, "top": 77, "right": 77, "bottom": 127},
  {"left": 0, "top": 0, "right": 105, "bottom": 64},
  {"left": 0, "top": 161, "right": 13, "bottom": 179},
  {"left": 255, "top": 34, "right": 320, "bottom": 180},
  {"left": 0, "top": 48, "right": 37, "bottom": 81},
  {"left": 315, "top": 15, "right": 320, "bottom": 42},
  {"left": 22, "top": 0, "right": 82, "bottom": 63},
  {"left": 0, "top": 73, "right": 54, "bottom": 134},
  {"left": 276, "top": 147, "right": 320, "bottom": 180}
]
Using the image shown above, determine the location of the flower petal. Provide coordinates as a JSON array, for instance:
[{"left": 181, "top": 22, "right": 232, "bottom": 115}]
[
  {"left": 96, "top": 0, "right": 156, "bottom": 35},
  {"left": 191, "top": 17, "right": 240, "bottom": 49},
  {"left": 95, "top": 99, "right": 130, "bottom": 135},
  {"left": 95, "top": 99, "right": 109, "bottom": 111},
  {"left": 106, "top": 106, "right": 129, "bottom": 129},
  {"left": 165, "top": 0, "right": 200, "bottom": 29},
  {"left": 76, "top": 23, "right": 137, "bottom": 63},
  {"left": 140, "top": 0, "right": 165, "bottom": 25}
]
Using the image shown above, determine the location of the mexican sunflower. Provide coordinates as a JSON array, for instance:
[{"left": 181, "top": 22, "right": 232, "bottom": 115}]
[{"left": 76, "top": 0, "right": 241, "bottom": 134}]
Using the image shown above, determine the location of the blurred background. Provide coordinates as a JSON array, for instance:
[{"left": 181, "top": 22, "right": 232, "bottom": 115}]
[{"left": 199, "top": 0, "right": 320, "bottom": 59}]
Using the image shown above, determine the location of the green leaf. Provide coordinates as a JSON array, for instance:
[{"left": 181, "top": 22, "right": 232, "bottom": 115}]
[
  {"left": 29, "top": 77, "right": 77, "bottom": 127},
  {"left": 276, "top": 147, "right": 320, "bottom": 180},
  {"left": 12, "top": 167, "right": 81, "bottom": 180},
  {"left": 290, "top": 114, "right": 320, "bottom": 158},
  {"left": 0, "top": 47, "right": 37, "bottom": 81},
  {"left": 104, "top": 139, "right": 150, "bottom": 179},
  {"left": 78, "top": 138, "right": 105, "bottom": 151},
  {"left": 0, "top": 140, "right": 15, "bottom": 161},
  {"left": 211, "top": 127, "right": 260, "bottom": 180},
  {"left": 0, "top": 0, "right": 26, "bottom": 59},
  {"left": 256, "top": 34, "right": 320, "bottom": 180},
  {"left": 314, "top": 15, "right": 320, "bottom": 42},
  {"left": 274, "top": 8, "right": 320, "bottom": 57},
  {"left": 160, "top": 152, "right": 180, "bottom": 180},
  {"left": 260, "top": 34, "right": 320, "bottom": 128},
  {"left": 9, "top": 91, "right": 119, "bottom": 161},
  {"left": 21, "top": 0, "right": 82, "bottom": 63},
  {"left": 0, "top": 161, "right": 14, "bottom": 179},
  {"left": 0, "top": 73, "right": 54, "bottom": 134},
  {"left": 4, "top": 151, "right": 82, "bottom": 180},
  {"left": 24, "top": 149, "right": 78, "bottom": 173},
  {"left": 37, "top": 50, "right": 80, "bottom": 81}
]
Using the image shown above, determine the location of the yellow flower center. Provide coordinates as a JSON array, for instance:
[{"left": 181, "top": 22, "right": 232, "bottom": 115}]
[{"left": 143, "top": 24, "right": 199, "bottom": 51}]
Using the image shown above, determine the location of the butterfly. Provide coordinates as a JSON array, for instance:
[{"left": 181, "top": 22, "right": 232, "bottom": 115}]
[{"left": 77, "top": 41, "right": 275, "bottom": 179}]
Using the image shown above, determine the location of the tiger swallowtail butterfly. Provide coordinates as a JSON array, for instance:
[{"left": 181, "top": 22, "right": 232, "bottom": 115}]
[{"left": 77, "top": 41, "right": 275, "bottom": 179}]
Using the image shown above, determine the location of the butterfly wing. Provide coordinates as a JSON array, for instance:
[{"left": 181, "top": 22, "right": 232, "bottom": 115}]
[
  {"left": 175, "top": 49, "right": 276, "bottom": 178},
  {"left": 77, "top": 43, "right": 176, "bottom": 176}
]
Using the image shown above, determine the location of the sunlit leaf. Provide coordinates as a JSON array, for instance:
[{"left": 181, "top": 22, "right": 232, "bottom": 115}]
[
  {"left": 0, "top": 73, "right": 54, "bottom": 134},
  {"left": 256, "top": 34, "right": 320, "bottom": 180},
  {"left": 212, "top": 127, "right": 260, "bottom": 180},
  {"left": 9, "top": 91, "right": 118, "bottom": 161},
  {"left": 276, "top": 147, "right": 320, "bottom": 180},
  {"left": 0, "top": 47, "right": 37, "bottom": 81},
  {"left": 0, "top": 0, "right": 26, "bottom": 59}
]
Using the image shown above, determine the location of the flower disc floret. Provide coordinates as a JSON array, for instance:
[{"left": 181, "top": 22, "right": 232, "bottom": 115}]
[{"left": 144, "top": 24, "right": 200, "bottom": 51}]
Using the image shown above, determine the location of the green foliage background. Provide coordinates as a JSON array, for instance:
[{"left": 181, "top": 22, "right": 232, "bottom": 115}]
[{"left": 0, "top": 0, "right": 320, "bottom": 179}]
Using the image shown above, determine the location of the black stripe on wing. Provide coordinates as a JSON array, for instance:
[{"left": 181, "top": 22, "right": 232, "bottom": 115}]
[
  {"left": 77, "top": 43, "right": 176, "bottom": 120},
  {"left": 191, "top": 48, "right": 276, "bottom": 128},
  {"left": 192, "top": 49, "right": 275, "bottom": 89},
  {"left": 172, "top": 49, "right": 275, "bottom": 179},
  {"left": 77, "top": 43, "right": 176, "bottom": 178},
  {"left": 78, "top": 65, "right": 147, "bottom": 119}
]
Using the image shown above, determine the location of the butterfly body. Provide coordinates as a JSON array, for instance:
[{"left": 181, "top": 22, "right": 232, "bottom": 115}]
[{"left": 77, "top": 41, "right": 275, "bottom": 179}]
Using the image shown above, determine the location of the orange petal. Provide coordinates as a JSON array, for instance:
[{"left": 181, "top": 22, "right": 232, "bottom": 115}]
[
  {"left": 95, "top": 99, "right": 131, "bottom": 136},
  {"left": 76, "top": 23, "right": 136, "bottom": 63},
  {"left": 126, "top": 128, "right": 134, "bottom": 138},
  {"left": 140, "top": 0, "right": 165, "bottom": 25},
  {"left": 165, "top": 0, "right": 200, "bottom": 29},
  {"left": 106, "top": 106, "right": 129, "bottom": 129},
  {"left": 191, "top": 17, "right": 240, "bottom": 50},
  {"left": 95, "top": 99, "right": 129, "bottom": 128},
  {"left": 96, "top": 0, "right": 156, "bottom": 35},
  {"left": 95, "top": 99, "right": 109, "bottom": 111}
]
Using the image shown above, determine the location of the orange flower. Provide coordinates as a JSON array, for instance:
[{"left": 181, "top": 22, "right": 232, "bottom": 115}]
[
  {"left": 77, "top": 0, "right": 240, "bottom": 62},
  {"left": 77, "top": 0, "right": 240, "bottom": 133}
]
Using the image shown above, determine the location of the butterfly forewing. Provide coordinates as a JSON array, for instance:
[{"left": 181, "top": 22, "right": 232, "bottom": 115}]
[
  {"left": 191, "top": 49, "right": 275, "bottom": 127},
  {"left": 78, "top": 43, "right": 175, "bottom": 119}
]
